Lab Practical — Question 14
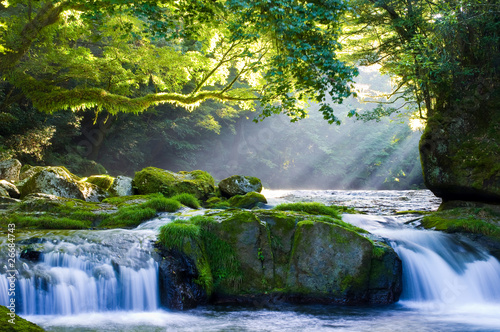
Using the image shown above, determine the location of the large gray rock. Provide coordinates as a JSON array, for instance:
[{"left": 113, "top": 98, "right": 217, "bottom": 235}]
[
  {"left": 156, "top": 210, "right": 402, "bottom": 309},
  {"left": 109, "top": 176, "right": 134, "bottom": 196},
  {"left": 218, "top": 175, "right": 263, "bottom": 197},
  {"left": 18, "top": 166, "right": 106, "bottom": 202},
  {"left": 0, "top": 159, "right": 22, "bottom": 182},
  {"left": 0, "top": 179, "right": 20, "bottom": 198}
]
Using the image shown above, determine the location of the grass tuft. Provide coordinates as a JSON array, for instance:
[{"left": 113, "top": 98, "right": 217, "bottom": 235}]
[{"left": 171, "top": 193, "right": 201, "bottom": 209}]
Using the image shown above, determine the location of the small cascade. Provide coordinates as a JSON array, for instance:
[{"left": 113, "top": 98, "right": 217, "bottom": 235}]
[
  {"left": 0, "top": 229, "right": 159, "bottom": 315},
  {"left": 344, "top": 214, "right": 500, "bottom": 308}
]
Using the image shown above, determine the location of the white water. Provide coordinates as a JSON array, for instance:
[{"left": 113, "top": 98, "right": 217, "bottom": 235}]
[
  {"left": 343, "top": 214, "right": 500, "bottom": 313},
  {"left": 2, "top": 190, "right": 500, "bottom": 331},
  {"left": 1, "top": 229, "right": 159, "bottom": 315}
]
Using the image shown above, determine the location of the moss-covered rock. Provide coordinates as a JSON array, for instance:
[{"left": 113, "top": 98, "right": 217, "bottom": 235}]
[
  {"left": 0, "top": 193, "right": 180, "bottom": 231},
  {"left": 420, "top": 205, "right": 500, "bottom": 259},
  {"left": 133, "top": 167, "right": 215, "bottom": 200},
  {"left": 0, "top": 159, "right": 22, "bottom": 183},
  {"left": 420, "top": 87, "right": 500, "bottom": 202},
  {"left": 286, "top": 220, "right": 373, "bottom": 303},
  {"left": 226, "top": 192, "right": 267, "bottom": 209},
  {"left": 0, "top": 305, "right": 45, "bottom": 331},
  {"left": 218, "top": 175, "right": 263, "bottom": 197},
  {"left": 156, "top": 209, "right": 402, "bottom": 309},
  {"left": 18, "top": 166, "right": 106, "bottom": 202}
]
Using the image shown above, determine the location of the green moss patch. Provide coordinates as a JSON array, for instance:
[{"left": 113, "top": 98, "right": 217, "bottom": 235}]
[
  {"left": 2, "top": 193, "right": 182, "bottom": 230},
  {"left": 83, "top": 175, "right": 115, "bottom": 191},
  {"left": 274, "top": 202, "right": 343, "bottom": 219},
  {"left": 0, "top": 305, "right": 44, "bottom": 331},
  {"left": 171, "top": 193, "right": 201, "bottom": 209},
  {"left": 421, "top": 207, "right": 500, "bottom": 239}
]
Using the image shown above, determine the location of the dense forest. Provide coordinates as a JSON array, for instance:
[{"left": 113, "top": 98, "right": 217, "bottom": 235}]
[
  {"left": 0, "top": 0, "right": 498, "bottom": 197},
  {"left": 0, "top": 64, "right": 423, "bottom": 189}
]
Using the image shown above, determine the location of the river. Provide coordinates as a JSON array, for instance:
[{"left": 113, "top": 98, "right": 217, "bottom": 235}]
[{"left": 2, "top": 189, "right": 500, "bottom": 331}]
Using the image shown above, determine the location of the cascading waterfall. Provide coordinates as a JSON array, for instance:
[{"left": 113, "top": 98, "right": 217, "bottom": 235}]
[
  {"left": 0, "top": 229, "right": 159, "bottom": 315},
  {"left": 343, "top": 214, "right": 500, "bottom": 309}
]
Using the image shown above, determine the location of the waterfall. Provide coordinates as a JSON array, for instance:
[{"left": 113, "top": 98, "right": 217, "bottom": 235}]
[
  {"left": 344, "top": 214, "right": 500, "bottom": 308},
  {"left": 0, "top": 229, "right": 159, "bottom": 315}
]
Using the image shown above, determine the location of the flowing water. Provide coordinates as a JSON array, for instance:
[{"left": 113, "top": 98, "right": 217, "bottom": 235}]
[{"left": 2, "top": 190, "right": 500, "bottom": 331}]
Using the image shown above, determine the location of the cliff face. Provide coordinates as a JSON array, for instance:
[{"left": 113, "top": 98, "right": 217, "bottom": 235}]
[{"left": 420, "top": 85, "right": 500, "bottom": 203}]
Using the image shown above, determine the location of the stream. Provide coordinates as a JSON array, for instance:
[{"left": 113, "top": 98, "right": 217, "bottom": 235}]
[{"left": 2, "top": 189, "right": 500, "bottom": 331}]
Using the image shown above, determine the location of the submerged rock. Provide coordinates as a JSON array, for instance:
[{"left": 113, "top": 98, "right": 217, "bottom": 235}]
[
  {"left": 18, "top": 166, "right": 106, "bottom": 202},
  {"left": 218, "top": 175, "right": 263, "bottom": 197},
  {"left": 0, "top": 159, "right": 22, "bottom": 183},
  {"left": 133, "top": 167, "right": 215, "bottom": 200},
  {"left": 156, "top": 209, "right": 402, "bottom": 309}
]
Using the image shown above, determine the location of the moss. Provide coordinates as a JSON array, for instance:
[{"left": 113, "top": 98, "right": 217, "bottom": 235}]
[
  {"left": 225, "top": 192, "right": 267, "bottom": 209},
  {"left": 171, "top": 193, "right": 201, "bottom": 209},
  {"left": 3, "top": 192, "right": 183, "bottom": 230},
  {"left": 141, "top": 196, "right": 181, "bottom": 212},
  {"left": 158, "top": 221, "right": 201, "bottom": 250},
  {"left": 158, "top": 215, "right": 242, "bottom": 293},
  {"left": 274, "top": 202, "right": 342, "bottom": 219},
  {"left": 133, "top": 167, "right": 177, "bottom": 195},
  {"left": 134, "top": 167, "right": 215, "bottom": 199},
  {"left": 101, "top": 194, "right": 154, "bottom": 206},
  {"left": 101, "top": 206, "right": 157, "bottom": 228},
  {"left": 312, "top": 215, "right": 369, "bottom": 234},
  {"left": 5, "top": 214, "right": 90, "bottom": 229},
  {"left": 421, "top": 210, "right": 500, "bottom": 238},
  {"left": 83, "top": 175, "right": 115, "bottom": 191},
  {"left": 0, "top": 305, "right": 45, "bottom": 331}
]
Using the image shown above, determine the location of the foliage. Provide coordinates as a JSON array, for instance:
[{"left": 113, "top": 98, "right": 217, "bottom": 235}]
[
  {"left": 0, "top": 0, "right": 355, "bottom": 123},
  {"left": 342, "top": 0, "right": 500, "bottom": 120}
]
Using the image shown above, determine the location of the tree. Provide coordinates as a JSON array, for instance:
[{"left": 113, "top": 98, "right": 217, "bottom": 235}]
[
  {"left": 0, "top": 0, "right": 356, "bottom": 123},
  {"left": 342, "top": 0, "right": 500, "bottom": 201}
]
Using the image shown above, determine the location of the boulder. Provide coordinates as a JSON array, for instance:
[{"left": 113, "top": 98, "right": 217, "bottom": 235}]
[
  {"left": 420, "top": 91, "right": 500, "bottom": 202},
  {"left": 109, "top": 176, "right": 134, "bottom": 196},
  {"left": 134, "top": 167, "right": 215, "bottom": 200},
  {"left": 226, "top": 192, "right": 267, "bottom": 209},
  {"left": 156, "top": 210, "right": 402, "bottom": 309},
  {"left": 0, "top": 159, "right": 22, "bottom": 182},
  {"left": 18, "top": 166, "right": 106, "bottom": 202},
  {"left": 218, "top": 175, "right": 263, "bottom": 197},
  {"left": 0, "top": 180, "right": 20, "bottom": 198}
]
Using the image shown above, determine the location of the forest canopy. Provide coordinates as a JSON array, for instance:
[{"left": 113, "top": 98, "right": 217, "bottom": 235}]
[{"left": 0, "top": 0, "right": 356, "bottom": 123}]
